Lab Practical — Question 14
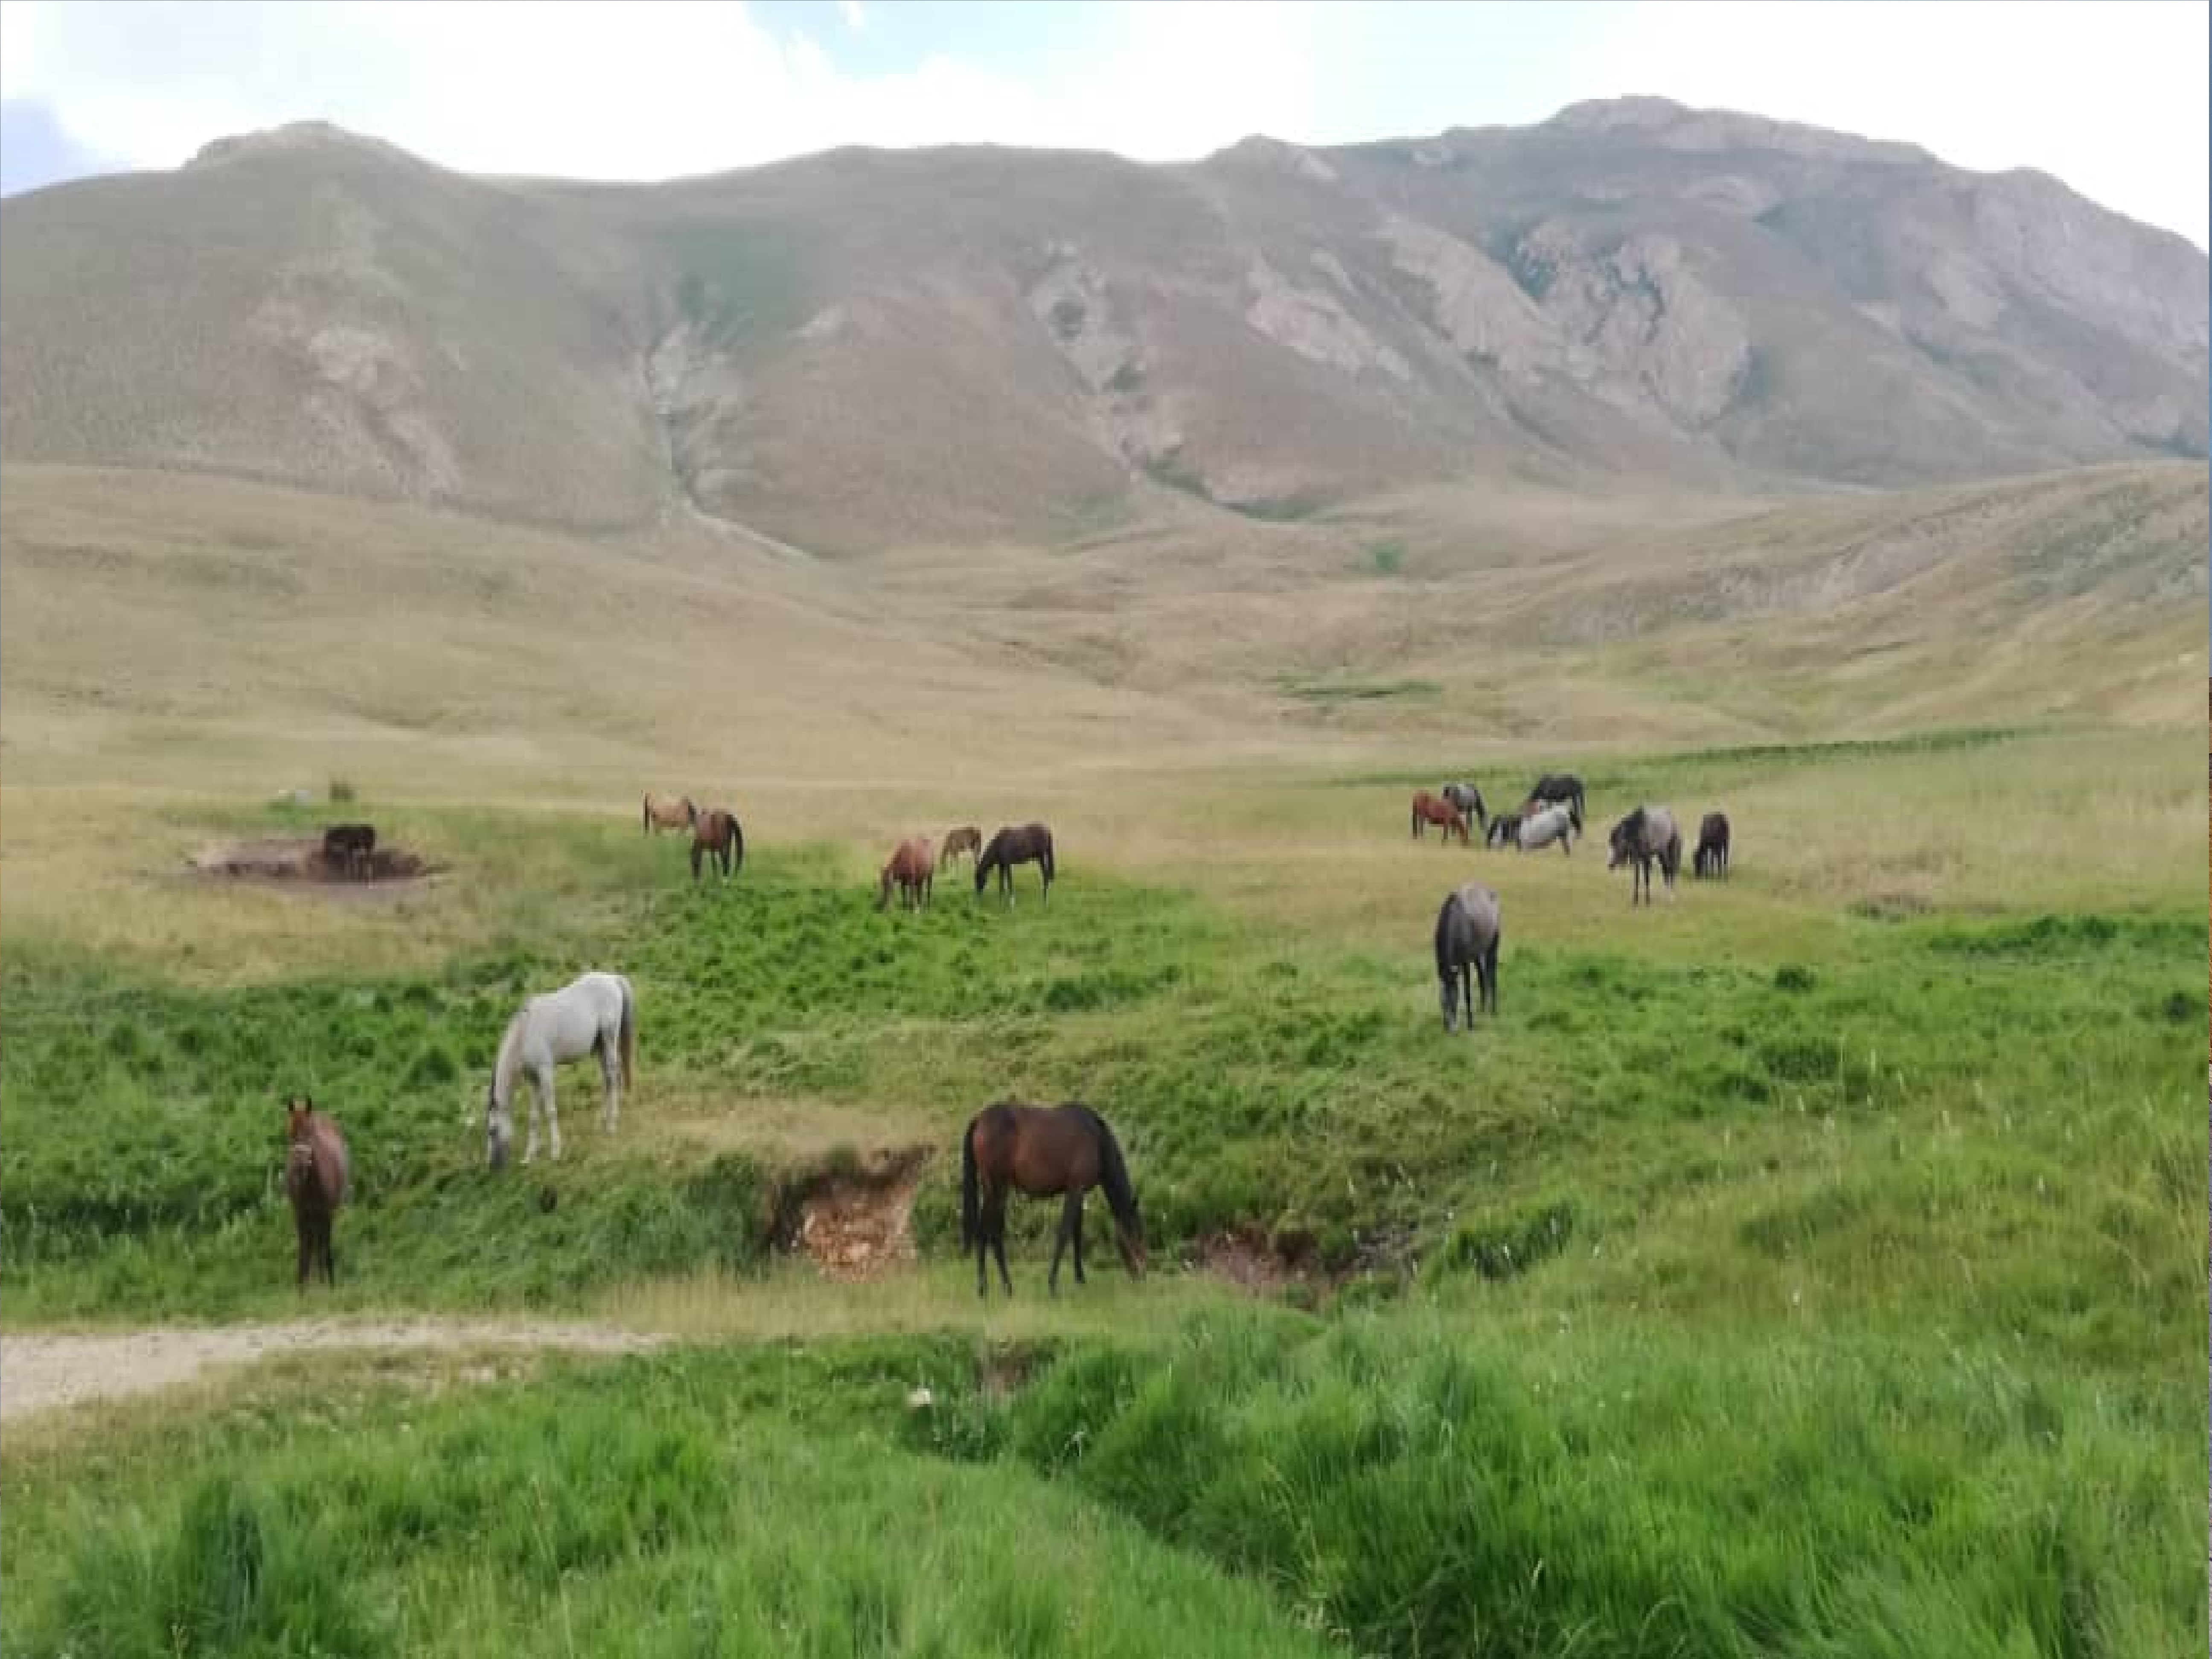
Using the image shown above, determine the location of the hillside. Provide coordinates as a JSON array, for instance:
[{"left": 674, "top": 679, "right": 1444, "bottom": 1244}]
[{"left": 1, "top": 99, "right": 2204, "bottom": 547}]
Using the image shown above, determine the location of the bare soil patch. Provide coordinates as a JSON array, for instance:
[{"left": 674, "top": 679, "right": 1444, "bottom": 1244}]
[
  {"left": 0, "top": 1318, "right": 660, "bottom": 1425},
  {"left": 770, "top": 1147, "right": 933, "bottom": 1282},
  {"left": 185, "top": 835, "right": 441, "bottom": 900}
]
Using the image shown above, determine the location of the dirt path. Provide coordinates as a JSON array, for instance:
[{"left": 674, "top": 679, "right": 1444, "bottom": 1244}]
[{"left": 0, "top": 1318, "right": 663, "bottom": 1426}]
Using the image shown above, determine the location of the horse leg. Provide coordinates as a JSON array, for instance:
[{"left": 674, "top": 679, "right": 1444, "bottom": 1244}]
[
  {"left": 1072, "top": 1196, "right": 1087, "bottom": 1284},
  {"left": 543, "top": 1066, "right": 563, "bottom": 1161},
  {"left": 296, "top": 1220, "right": 310, "bottom": 1290},
  {"left": 990, "top": 1197, "right": 1014, "bottom": 1296},
  {"left": 322, "top": 1213, "right": 337, "bottom": 1286},
  {"left": 600, "top": 1040, "right": 619, "bottom": 1135},
  {"left": 1049, "top": 1194, "right": 1078, "bottom": 1296}
]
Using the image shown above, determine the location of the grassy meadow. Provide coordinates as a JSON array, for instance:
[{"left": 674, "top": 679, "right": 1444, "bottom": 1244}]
[{"left": 0, "top": 462, "right": 2205, "bottom": 1656}]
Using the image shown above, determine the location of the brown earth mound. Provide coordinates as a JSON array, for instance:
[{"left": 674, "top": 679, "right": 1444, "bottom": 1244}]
[
  {"left": 771, "top": 1147, "right": 932, "bottom": 1281},
  {"left": 188, "top": 836, "right": 436, "bottom": 888}
]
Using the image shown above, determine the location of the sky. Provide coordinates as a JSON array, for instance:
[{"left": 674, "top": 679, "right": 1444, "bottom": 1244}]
[{"left": 0, "top": 0, "right": 2206, "bottom": 247}]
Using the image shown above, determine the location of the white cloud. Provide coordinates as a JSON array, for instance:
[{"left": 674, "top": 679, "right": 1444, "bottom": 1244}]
[{"left": 839, "top": 0, "right": 865, "bottom": 32}]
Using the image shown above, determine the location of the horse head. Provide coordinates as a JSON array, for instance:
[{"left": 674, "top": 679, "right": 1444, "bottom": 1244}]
[
  {"left": 1115, "top": 1202, "right": 1148, "bottom": 1278},
  {"left": 485, "top": 1080, "right": 512, "bottom": 1172}
]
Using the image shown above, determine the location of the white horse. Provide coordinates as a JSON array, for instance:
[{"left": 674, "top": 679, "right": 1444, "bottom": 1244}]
[
  {"left": 1518, "top": 803, "right": 1577, "bottom": 855},
  {"left": 484, "top": 970, "right": 637, "bottom": 1169}
]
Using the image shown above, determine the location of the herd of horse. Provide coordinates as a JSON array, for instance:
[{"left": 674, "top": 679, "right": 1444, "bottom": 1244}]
[{"left": 282, "top": 772, "right": 1732, "bottom": 1296}]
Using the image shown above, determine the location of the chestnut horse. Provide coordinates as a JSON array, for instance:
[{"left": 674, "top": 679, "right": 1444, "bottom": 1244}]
[
  {"left": 961, "top": 1101, "right": 1145, "bottom": 1298},
  {"left": 284, "top": 1094, "right": 351, "bottom": 1290},
  {"left": 877, "top": 836, "right": 937, "bottom": 910},
  {"left": 690, "top": 807, "right": 744, "bottom": 882},
  {"left": 938, "top": 825, "right": 983, "bottom": 872},
  {"left": 644, "top": 793, "right": 696, "bottom": 835},
  {"left": 1411, "top": 791, "right": 1470, "bottom": 844}
]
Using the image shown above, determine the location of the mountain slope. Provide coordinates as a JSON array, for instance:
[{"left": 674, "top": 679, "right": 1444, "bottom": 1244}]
[{"left": 1, "top": 100, "right": 2203, "bottom": 545}]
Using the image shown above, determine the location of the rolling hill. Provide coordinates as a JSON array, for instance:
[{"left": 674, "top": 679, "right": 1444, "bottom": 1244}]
[{"left": 2, "top": 98, "right": 2205, "bottom": 550}]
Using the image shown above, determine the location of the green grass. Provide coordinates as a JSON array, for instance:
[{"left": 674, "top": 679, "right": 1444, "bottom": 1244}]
[{"left": 0, "top": 1340, "right": 1341, "bottom": 1659}]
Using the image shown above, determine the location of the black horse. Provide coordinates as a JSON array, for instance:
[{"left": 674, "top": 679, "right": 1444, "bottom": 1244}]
[
  {"left": 976, "top": 822, "right": 1055, "bottom": 905},
  {"left": 1525, "top": 773, "right": 1585, "bottom": 832},
  {"left": 321, "top": 822, "right": 376, "bottom": 880},
  {"left": 1694, "top": 812, "right": 1732, "bottom": 880},
  {"left": 1433, "top": 882, "right": 1500, "bottom": 1031}
]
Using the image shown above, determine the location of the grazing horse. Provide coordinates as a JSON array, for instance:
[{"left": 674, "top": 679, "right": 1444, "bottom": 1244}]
[
  {"left": 643, "top": 793, "right": 697, "bottom": 835},
  {"left": 1607, "top": 806, "right": 1682, "bottom": 906},
  {"left": 961, "top": 1101, "right": 1145, "bottom": 1298},
  {"left": 877, "top": 836, "right": 937, "bottom": 911},
  {"left": 1518, "top": 803, "right": 1576, "bottom": 855},
  {"left": 938, "top": 825, "right": 983, "bottom": 872},
  {"left": 283, "top": 1094, "right": 351, "bottom": 1289},
  {"left": 485, "top": 971, "right": 637, "bottom": 1169},
  {"left": 1433, "top": 883, "right": 1501, "bottom": 1032},
  {"left": 322, "top": 822, "right": 375, "bottom": 880},
  {"left": 1694, "top": 812, "right": 1732, "bottom": 880},
  {"left": 976, "top": 823, "right": 1055, "bottom": 905},
  {"left": 1486, "top": 812, "right": 1522, "bottom": 849},
  {"left": 1526, "top": 773, "right": 1586, "bottom": 831},
  {"left": 1411, "top": 791, "right": 1470, "bottom": 844},
  {"left": 690, "top": 807, "right": 744, "bottom": 882},
  {"left": 1441, "top": 783, "right": 1488, "bottom": 832}
]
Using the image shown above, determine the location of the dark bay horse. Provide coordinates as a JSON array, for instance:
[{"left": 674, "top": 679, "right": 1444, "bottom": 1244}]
[
  {"left": 644, "top": 793, "right": 696, "bottom": 835},
  {"left": 1694, "top": 812, "right": 1732, "bottom": 880},
  {"left": 877, "top": 836, "right": 936, "bottom": 910},
  {"left": 1526, "top": 773, "right": 1586, "bottom": 831},
  {"left": 690, "top": 807, "right": 744, "bottom": 882},
  {"left": 938, "top": 825, "right": 983, "bottom": 872},
  {"left": 284, "top": 1094, "right": 351, "bottom": 1289},
  {"left": 1434, "top": 882, "right": 1500, "bottom": 1030},
  {"left": 322, "top": 823, "right": 375, "bottom": 880},
  {"left": 1607, "top": 806, "right": 1681, "bottom": 906},
  {"left": 961, "top": 1101, "right": 1145, "bottom": 1297},
  {"left": 1411, "top": 790, "right": 1470, "bottom": 844},
  {"left": 1485, "top": 812, "right": 1522, "bottom": 849},
  {"left": 976, "top": 823, "right": 1054, "bottom": 905},
  {"left": 1441, "top": 783, "right": 1488, "bottom": 832}
]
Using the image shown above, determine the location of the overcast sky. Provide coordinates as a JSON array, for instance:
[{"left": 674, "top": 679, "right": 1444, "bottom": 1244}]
[{"left": 2, "top": 0, "right": 2205, "bottom": 247}]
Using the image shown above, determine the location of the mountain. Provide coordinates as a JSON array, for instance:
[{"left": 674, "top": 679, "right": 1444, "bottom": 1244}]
[{"left": 2, "top": 99, "right": 2205, "bottom": 548}]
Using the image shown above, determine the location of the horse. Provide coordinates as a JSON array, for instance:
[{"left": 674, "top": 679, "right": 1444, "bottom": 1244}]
[
  {"left": 1607, "top": 806, "right": 1682, "bottom": 906},
  {"left": 485, "top": 970, "right": 637, "bottom": 1169},
  {"left": 321, "top": 822, "right": 375, "bottom": 880},
  {"left": 1485, "top": 812, "right": 1522, "bottom": 849},
  {"left": 1410, "top": 791, "right": 1470, "bottom": 844},
  {"left": 1526, "top": 773, "right": 1586, "bottom": 831},
  {"left": 976, "top": 823, "right": 1054, "bottom": 905},
  {"left": 1433, "top": 882, "right": 1500, "bottom": 1031},
  {"left": 877, "top": 836, "right": 936, "bottom": 911},
  {"left": 1518, "top": 803, "right": 1576, "bottom": 855},
  {"left": 938, "top": 825, "right": 983, "bottom": 872},
  {"left": 690, "top": 807, "right": 744, "bottom": 882},
  {"left": 283, "top": 1094, "right": 351, "bottom": 1290},
  {"left": 1441, "top": 783, "right": 1488, "bottom": 832},
  {"left": 960, "top": 1101, "right": 1145, "bottom": 1298},
  {"left": 643, "top": 793, "right": 696, "bottom": 835},
  {"left": 1694, "top": 812, "right": 1732, "bottom": 880}
]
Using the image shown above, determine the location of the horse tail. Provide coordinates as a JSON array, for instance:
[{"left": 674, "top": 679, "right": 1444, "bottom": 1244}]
[
  {"left": 876, "top": 864, "right": 894, "bottom": 911},
  {"left": 960, "top": 1117, "right": 979, "bottom": 1252},
  {"left": 1085, "top": 1108, "right": 1140, "bottom": 1234},
  {"left": 643, "top": 794, "right": 651, "bottom": 835},
  {"left": 1042, "top": 835, "right": 1055, "bottom": 886},
  {"left": 620, "top": 978, "right": 638, "bottom": 1094},
  {"left": 729, "top": 814, "right": 744, "bottom": 873}
]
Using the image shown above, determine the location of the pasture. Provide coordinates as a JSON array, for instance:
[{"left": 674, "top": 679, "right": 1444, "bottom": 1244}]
[{"left": 1, "top": 713, "right": 2203, "bottom": 1656}]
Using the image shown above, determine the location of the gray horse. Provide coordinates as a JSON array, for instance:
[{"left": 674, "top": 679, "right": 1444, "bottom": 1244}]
[
  {"left": 1441, "top": 783, "right": 1487, "bottom": 832},
  {"left": 1433, "top": 882, "right": 1500, "bottom": 1031},
  {"left": 1518, "top": 803, "right": 1576, "bottom": 855},
  {"left": 1607, "top": 805, "right": 1681, "bottom": 906}
]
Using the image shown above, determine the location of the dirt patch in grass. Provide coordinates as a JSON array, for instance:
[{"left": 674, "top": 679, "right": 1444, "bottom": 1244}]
[
  {"left": 769, "top": 1146, "right": 934, "bottom": 1282},
  {"left": 183, "top": 836, "right": 442, "bottom": 902}
]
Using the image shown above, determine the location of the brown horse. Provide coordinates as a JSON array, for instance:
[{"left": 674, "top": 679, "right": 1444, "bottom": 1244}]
[
  {"left": 284, "top": 1094, "right": 351, "bottom": 1290},
  {"left": 1410, "top": 791, "right": 1469, "bottom": 844},
  {"left": 644, "top": 793, "right": 697, "bottom": 835},
  {"left": 690, "top": 807, "right": 744, "bottom": 882},
  {"left": 962, "top": 1101, "right": 1145, "bottom": 1298},
  {"left": 938, "top": 825, "right": 983, "bottom": 872},
  {"left": 877, "top": 836, "right": 937, "bottom": 910},
  {"left": 976, "top": 823, "right": 1054, "bottom": 905},
  {"left": 1694, "top": 812, "right": 1732, "bottom": 880}
]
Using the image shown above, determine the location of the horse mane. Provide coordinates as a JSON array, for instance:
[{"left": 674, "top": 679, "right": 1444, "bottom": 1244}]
[
  {"left": 1433, "top": 891, "right": 1461, "bottom": 977},
  {"left": 1615, "top": 806, "right": 1647, "bottom": 844},
  {"left": 490, "top": 1010, "right": 528, "bottom": 1109},
  {"left": 1076, "top": 1105, "right": 1140, "bottom": 1234}
]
